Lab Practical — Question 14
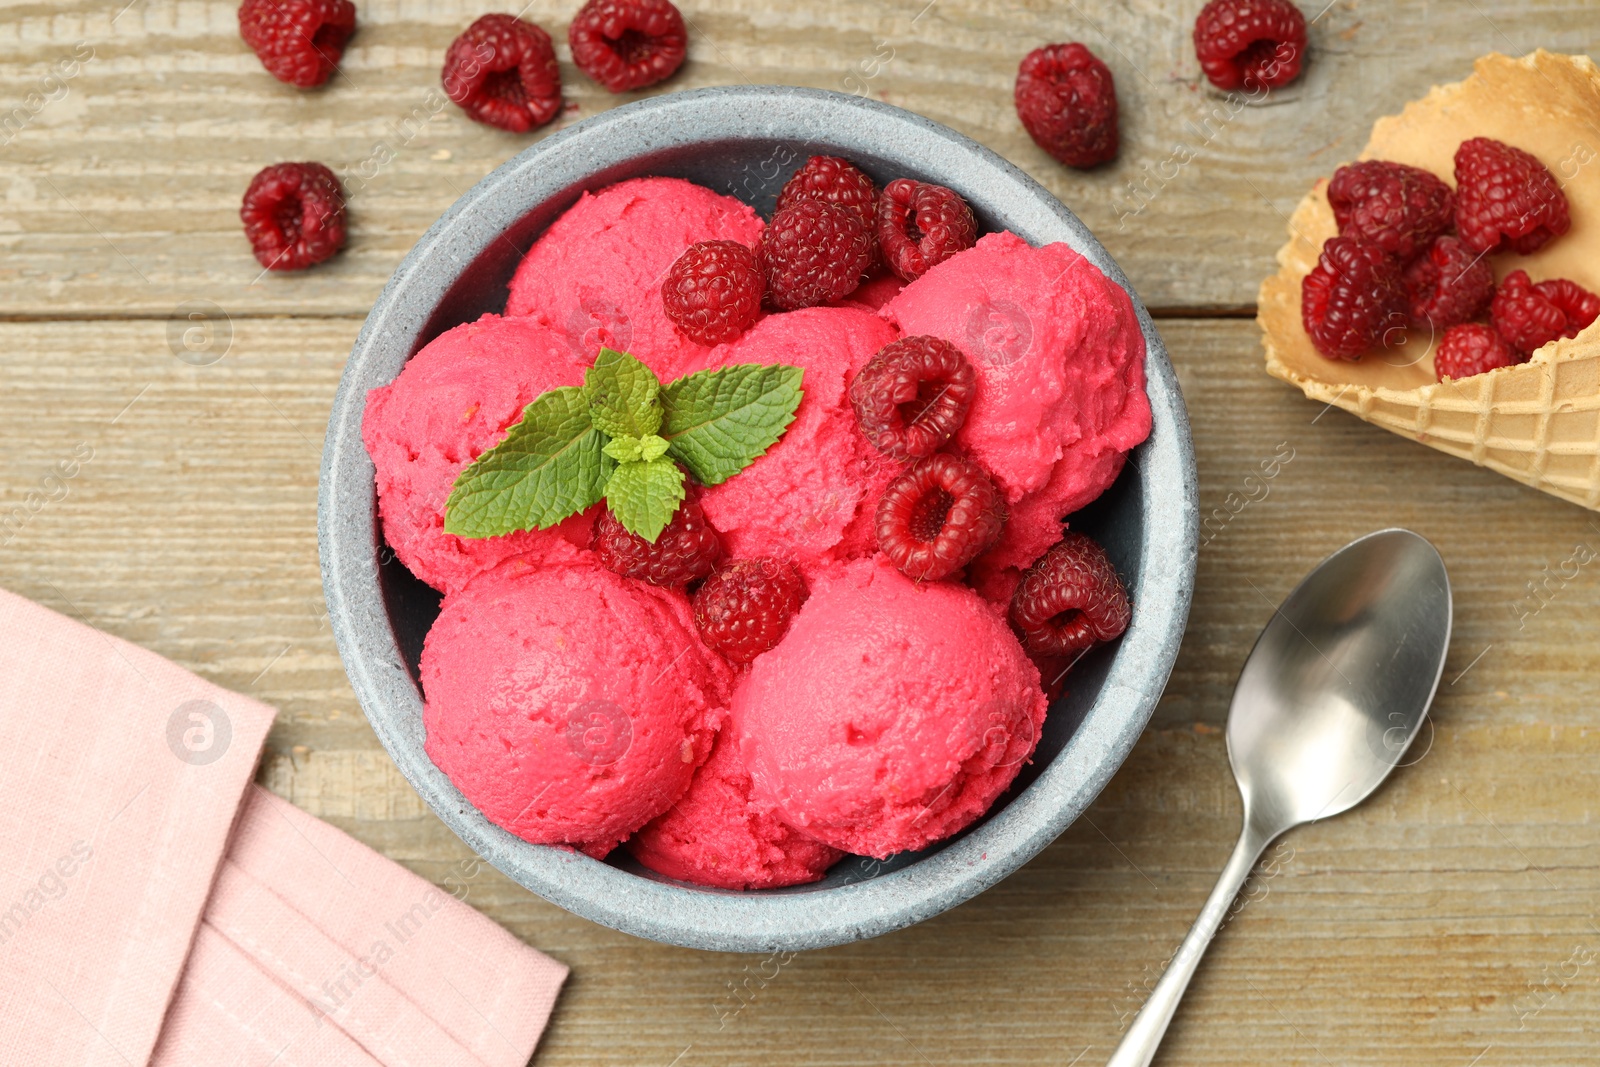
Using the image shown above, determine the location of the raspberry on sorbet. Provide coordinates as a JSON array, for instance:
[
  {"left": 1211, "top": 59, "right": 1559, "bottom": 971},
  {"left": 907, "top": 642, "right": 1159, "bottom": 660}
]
[
  {"left": 876, "top": 454, "right": 1007, "bottom": 581},
  {"left": 592, "top": 496, "right": 722, "bottom": 587},
  {"left": 876, "top": 179, "right": 978, "bottom": 283}
]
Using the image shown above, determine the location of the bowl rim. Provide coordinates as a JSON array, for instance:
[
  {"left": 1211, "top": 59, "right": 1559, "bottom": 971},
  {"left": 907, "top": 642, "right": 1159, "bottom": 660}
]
[{"left": 319, "top": 84, "right": 1198, "bottom": 953}]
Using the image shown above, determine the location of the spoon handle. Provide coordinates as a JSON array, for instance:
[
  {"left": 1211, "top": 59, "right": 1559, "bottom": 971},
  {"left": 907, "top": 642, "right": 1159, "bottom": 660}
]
[{"left": 1105, "top": 815, "right": 1277, "bottom": 1067}]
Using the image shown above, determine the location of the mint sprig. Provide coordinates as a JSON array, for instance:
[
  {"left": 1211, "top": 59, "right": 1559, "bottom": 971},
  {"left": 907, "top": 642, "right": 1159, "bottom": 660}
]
[{"left": 445, "top": 348, "right": 804, "bottom": 543}]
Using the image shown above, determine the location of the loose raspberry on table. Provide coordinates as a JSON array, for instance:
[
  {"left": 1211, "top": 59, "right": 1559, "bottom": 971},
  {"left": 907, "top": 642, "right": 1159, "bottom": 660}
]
[
  {"left": 849, "top": 335, "right": 977, "bottom": 461},
  {"left": 442, "top": 14, "right": 562, "bottom": 133},
  {"left": 1454, "top": 137, "right": 1571, "bottom": 255},
  {"left": 1402, "top": 235, "right": 1495, "bottom": 331},
  {"left": 238, "top": 0, "right": 356, "bottom": 89},
  {"left": 1009, "top": 532, "right": 1131, "bottom": 658},
  {"left": 1300, "top": 235, "right": 1408, "bottom": 359},
  {"left": 662, "top": 240, "right": 763, "bottom": 346},
  {"left": 876, "top": 179, "right": 978, "bottom": 282},
  {"left": 1013, "top": 43, "right": 1119, "bottom": 169},
  {"left": 876, "top": 454, "right": 1006, "bottom": 582},
  {"left": 568, "top": 0, "right": 687, "bottom": 93},
  {"left": 1490, "top": 269, "right": 1600, "bottom": 355},
  {"left": 692, "top": 558, "right": 807, "bottom": 665},
  {"left": 593, "top": 497, "right": 722, "bottom": 587},
  {"left": 1192, "top": 0, "right": 1307, "bottom": 92},
  {"left": 775, "top": 156, "right": 878, "bottom": 229},
  {"left": 240, "top": 162, "right": 347, "bottom": 271},
  {"left": 1433, "top": 324, "right": 1522, "bottom": 381},
  {"left": 758, "top": 199, "right": 874, "bottom": 310},
  {"left": 1327, "top": 160, "right": 1455, "bottom": 262}
]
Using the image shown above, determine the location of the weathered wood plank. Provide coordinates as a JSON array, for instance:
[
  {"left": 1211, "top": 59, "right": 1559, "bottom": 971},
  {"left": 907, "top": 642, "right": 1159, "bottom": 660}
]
[
  {"left": 0, "top": 1, "right": 1594, "bottom": 317},
  {"left": 1, "top": 316, "right": 1596, "bottom": 1064}
]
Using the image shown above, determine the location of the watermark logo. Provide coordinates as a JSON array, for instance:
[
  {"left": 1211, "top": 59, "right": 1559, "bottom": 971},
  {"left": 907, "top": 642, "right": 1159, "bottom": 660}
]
[
  {"left": 167, "top": 300, "right": 233, "bottom": 366},
  {"left": 565, "top": 699, "right": 632, "bottom": 766},
  {"left": 567, "top": 299, "right": 632, "bottom": 358},
  {"left": 166, "top": 699, "right": 232, "bottom": 766},
  {"left": 0, "top": 41, "right": 93, "bottom": 148},
  {"left": 1200, "top": 442, "right": 1295, "bottom": 547},
  {"left": 1364, "top": 707, "right": 1434, "bottom": 769},
  {"left": 963, "top": 300, "right": 1032, "bottom": 368},
  {"left": 0, "top": 441, "right": 94, "bottom": 548},
  {"left": 975, "top": 696, "right": 1038, "bottom": 770}
]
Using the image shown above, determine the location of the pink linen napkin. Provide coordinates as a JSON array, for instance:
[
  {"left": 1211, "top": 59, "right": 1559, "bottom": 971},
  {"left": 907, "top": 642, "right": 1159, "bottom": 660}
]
[
  {"left": 153, "top": 786, "right": 567, "bottom": 1067},
  {"left": 0, "top": 586, "right": 276, "bottom": 1066},
  {"left": 0, "top": 588, "right": 567, "bottom": 1066}
]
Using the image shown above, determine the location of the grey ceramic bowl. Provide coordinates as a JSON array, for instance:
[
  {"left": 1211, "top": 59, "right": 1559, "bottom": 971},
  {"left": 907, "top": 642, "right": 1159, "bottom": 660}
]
[{"left": 319, "top": 85, "right": 1197, "bottom": 953}]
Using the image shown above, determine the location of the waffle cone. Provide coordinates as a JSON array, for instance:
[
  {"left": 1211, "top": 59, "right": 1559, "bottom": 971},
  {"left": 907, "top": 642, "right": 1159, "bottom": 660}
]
[{"left": 1260, "top": 50, "right": 1600, "bottom": 512}]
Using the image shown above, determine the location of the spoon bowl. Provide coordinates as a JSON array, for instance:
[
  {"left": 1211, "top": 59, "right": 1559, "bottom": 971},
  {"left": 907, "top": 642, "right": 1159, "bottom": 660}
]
[
  {"left": 1108, "top": 528, "right": 1451, "bottom": 1067},
  {"left": 1229, "top": 528, "right": 1453, "bottom": 833}
]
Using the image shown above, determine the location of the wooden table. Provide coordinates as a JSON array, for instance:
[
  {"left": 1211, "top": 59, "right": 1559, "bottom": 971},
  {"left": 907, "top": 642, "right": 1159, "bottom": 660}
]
[{"left": 4, "top": 3, "right": 1598, "bottom": 1064}]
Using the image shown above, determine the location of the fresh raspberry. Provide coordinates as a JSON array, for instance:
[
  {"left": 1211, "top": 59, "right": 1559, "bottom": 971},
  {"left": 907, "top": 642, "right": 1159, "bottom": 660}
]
[
  {"left": 1432, "top": 324, "right": 1522, "bottom": 381},
  {"left": 238, "top": 0, "right": 356, "bottom": 89},
  {"left": 1489, "top": 269, "right": 1600, "bottom": 355},
  {"left": 775, "top": 156, "right": 878, "bottom": 229},
  {"left": 1192, "top": 0, "right": 1307, "bottom": 91},
  {"left": 1454, "top": 137, "right": 1571, "bottom": 255},
  {"left": 1402, "top": 235, "right": 1495, "bottom": 330},
  {"left": 568, "top": 0, "right": 687, "bottom": 93},
  {"left": 876, "top": 179, "right": 978, "bottom": 283},
  {"left": 757, "top": 200, "right": 874, "bottom": 310},
  {"left": 662, "top": 240, "right": 763, "bottom": 346},
  {"left": 240, "top": 162, "right": 347, "bottom": 271},
  {"left": 1013, "top": 43, "right": 1119, "bottom": 169},
  {"left": 592, "top": 497, "right": 722, "bottom": 587},
  {"left": 442, "top": 14, "right": 562, "bottom": 133},
  {"left": 692, "top": 558, "right": 807, "bottom": 665},
  {"left": 849, "top": 336, "right": 977, "bottom": 461},
  {"left": 1300, "top": 235, "right": 1408, "bottom": 359},
  {"left": 876, "top": 454, "right": 1006, "bottom": 582},
  {"left": 1009, "top": 532, "right": 1131, "bottom": 657},
  {"left": 1327, "top": 160, "right": 1455, "bottom": 262}
]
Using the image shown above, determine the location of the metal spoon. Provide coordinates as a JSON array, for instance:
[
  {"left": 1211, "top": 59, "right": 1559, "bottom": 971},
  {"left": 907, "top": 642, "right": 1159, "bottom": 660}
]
[{"left": 1106, "top": 528, "right": 1452, "bottom": 1067}]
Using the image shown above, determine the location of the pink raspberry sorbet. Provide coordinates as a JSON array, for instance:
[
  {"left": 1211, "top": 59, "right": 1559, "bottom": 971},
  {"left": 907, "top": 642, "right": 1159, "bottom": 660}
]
[
  {"left": 734, "top": 557, "right": 1048, "bottom": 859},
  {"left": 881, "top": 231, "right": 1151, "bottom": 574},
  {"left": 695, "top": 306, "right": 902, "bottom": 581},
  {"left": 422, "top": 554, "right": 731, "bottom": 859},
  {"left": 361, "top": 313, "right": 596, "bottom": 595},
  {"left": 629, "top": 731, "right": 844, "bottom": 889},
  {"left": 506, "top": 176, "right": 765, "bottom": 381}
]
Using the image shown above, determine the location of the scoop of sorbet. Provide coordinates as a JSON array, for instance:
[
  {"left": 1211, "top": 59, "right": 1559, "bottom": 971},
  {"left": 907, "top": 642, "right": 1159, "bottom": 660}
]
[
  {"left": 695, "top": 306, "right": 902, "bottom": 581},
  {"left": 361, "top": 313, "right": 596, "bottom": 595},
  {"left": 421, "top": 554, "right": 731, "bottom": 859},
  {"left": 629, "top": 731, "right": 843, "bottom": 889},
  {"left": 734, "top": 557, "right": 1048, "bottom": 859},
  {"left": 506, "top": 176, "right": 765, "bottom": 381},
  {"left": 881, "top": 231, "right": 1151, "bottom": 574}
]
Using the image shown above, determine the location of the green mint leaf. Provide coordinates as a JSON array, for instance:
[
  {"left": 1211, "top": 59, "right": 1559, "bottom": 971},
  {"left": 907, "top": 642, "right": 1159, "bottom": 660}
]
[
  {"left": 660, "top": 363, "right": 804, "bottom": 486},
  {"left": 638, "top": 434, "right": 670, "bottom": 462},
  {"left": 604, "top": 457, "right": 685, "bottom": 542},
  {"left": 601, "top": 433, "right": 671, "bottom": 465},
  {"left": 584, "top": 347, "right": 663, "bottom": 439},
  {"left": 444, "top": 386, "right": 609, "bottom": 538},
  {"left": 603, "top": 436, "right": 645, "bottom": 464}
]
